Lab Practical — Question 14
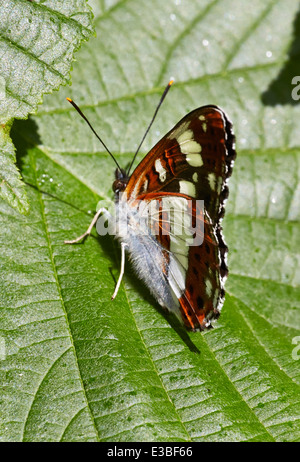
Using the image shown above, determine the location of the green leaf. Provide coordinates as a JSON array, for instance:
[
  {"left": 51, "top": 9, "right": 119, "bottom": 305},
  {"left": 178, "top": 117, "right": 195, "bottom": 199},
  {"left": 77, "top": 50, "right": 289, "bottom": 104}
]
[
  {"left": 0, "top": 123, "right": 29, "bottom": 214},
  {"left": 1, "top": 0, "right": 300, "bottom": 442},
  {"left": 0, "top": 0, "right": 94, "bottom": 214}
]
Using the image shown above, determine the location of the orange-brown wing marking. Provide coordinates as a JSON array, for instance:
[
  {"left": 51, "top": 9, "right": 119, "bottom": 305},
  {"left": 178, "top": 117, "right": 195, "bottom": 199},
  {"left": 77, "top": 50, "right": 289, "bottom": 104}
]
[{"left": 125, "top": 106, "right": 235, "bottom": 226}]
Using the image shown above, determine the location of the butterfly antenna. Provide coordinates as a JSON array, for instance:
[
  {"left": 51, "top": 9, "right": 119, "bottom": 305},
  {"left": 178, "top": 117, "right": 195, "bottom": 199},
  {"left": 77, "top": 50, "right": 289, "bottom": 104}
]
[
  {"left": 126, "top": 79, "right": 174, "bottom": 176},
  {"left": 66, "top": 97, "right": 122, "bottom": 172}
]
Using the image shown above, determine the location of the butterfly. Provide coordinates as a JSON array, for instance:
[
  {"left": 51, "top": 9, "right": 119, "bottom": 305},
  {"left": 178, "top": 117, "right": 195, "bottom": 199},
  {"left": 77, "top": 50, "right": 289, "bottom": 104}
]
[{"left": 65, "top": 81, "right": 236, "bottom": 331}]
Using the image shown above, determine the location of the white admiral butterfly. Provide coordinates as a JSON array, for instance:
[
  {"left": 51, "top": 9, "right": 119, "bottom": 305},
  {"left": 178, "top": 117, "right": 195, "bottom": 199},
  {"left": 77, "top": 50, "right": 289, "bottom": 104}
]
[{"left": 65, "top": 81, "right": 236, "bottom": 331}]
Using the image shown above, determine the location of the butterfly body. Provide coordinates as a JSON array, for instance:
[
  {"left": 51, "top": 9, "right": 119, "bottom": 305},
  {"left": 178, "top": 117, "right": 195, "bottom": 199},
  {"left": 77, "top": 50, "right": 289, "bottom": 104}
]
[{"left": 111, "top": 105, "right": 236, "bottom": 331}]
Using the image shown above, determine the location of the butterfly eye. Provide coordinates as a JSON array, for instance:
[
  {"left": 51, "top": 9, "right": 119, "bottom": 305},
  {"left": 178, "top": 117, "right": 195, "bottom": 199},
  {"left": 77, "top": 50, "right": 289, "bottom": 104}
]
[{"left": 112, "top": 179, "right": 127, "bottom": 193}]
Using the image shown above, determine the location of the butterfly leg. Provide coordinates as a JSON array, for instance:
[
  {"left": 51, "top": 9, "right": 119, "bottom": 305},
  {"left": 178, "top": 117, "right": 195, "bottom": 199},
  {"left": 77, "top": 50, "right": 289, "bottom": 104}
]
[
  {"left": 64, "top": 208, "right": 109, "bottom": 244},
  {"left": 111, "top": 242, "right": 128, "bottom": 300}
]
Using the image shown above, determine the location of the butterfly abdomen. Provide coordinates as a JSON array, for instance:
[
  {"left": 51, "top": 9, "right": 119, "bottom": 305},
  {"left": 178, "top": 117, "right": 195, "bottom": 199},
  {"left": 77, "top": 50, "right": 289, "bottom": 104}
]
[{"left": 115, "top": 199, "right": 179, "bottom": 312}]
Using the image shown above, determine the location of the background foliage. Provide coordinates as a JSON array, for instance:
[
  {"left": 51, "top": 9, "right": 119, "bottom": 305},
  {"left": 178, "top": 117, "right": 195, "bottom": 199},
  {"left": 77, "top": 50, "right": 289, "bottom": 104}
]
[
  {"left": 0, "top": 0, "right": 94, "bottom": 213},
  {"left": 0, "top": 0, "right": 299, "bottom": 442}
]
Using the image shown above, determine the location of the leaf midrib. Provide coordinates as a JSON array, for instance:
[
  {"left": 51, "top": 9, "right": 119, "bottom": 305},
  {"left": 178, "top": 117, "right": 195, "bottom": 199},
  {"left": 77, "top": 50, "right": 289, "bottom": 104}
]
[
  {"left": 17, "top": 0, "right": 93, "bottom": 35},
  {"left": 0, "top": 33, "right": 67, "bottom": 82},
  {"left": 120, "top": 237, "right": 192, "bottom": 442},
  {"left": 35, "top": 61, "right": 278, "bottom": 117},
  {"left": 21, "top": 148, "right": 100, "bottom": 442}
]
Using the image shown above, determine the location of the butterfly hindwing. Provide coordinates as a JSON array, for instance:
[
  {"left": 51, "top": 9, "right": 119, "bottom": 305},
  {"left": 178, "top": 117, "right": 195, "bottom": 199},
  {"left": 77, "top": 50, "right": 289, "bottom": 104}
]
[
  {"left": 126, "top": 192, "right": 224, "bottom": 330},
  {"left": 179, "top": 216, "right": 224, "bottom": 330}
]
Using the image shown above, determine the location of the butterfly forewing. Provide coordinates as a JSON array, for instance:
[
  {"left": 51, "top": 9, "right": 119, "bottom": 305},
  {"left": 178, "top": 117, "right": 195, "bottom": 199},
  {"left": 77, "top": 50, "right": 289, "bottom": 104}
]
[{"left": 126, "top": 105, "right": 235, "bottom": 225}]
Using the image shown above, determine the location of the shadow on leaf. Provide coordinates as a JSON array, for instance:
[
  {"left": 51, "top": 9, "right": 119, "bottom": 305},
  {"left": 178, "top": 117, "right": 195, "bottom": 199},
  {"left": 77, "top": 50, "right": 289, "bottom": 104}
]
[
  {"left": 123, "top": 262, "right": 201, "bottom": 355},
  {"left": 11, "top": 117, "right": 90, "bottom": 215},
  {"left": 261, "top": 8, "right": 300, "bottom": 106}
]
